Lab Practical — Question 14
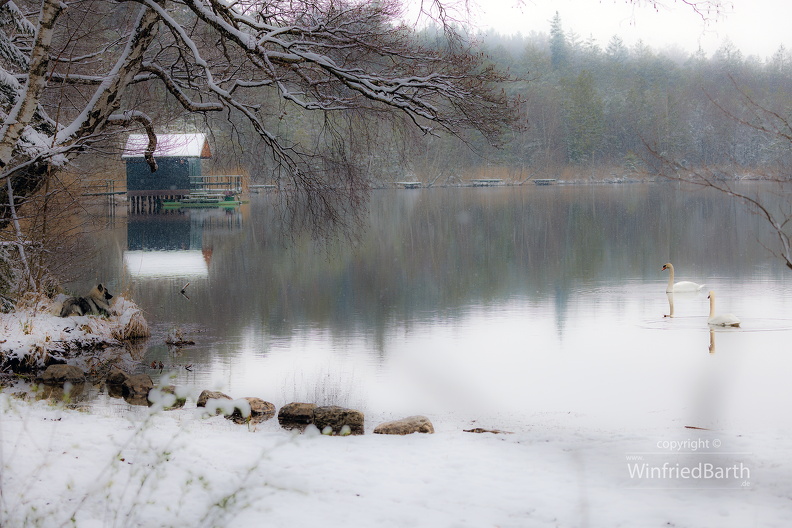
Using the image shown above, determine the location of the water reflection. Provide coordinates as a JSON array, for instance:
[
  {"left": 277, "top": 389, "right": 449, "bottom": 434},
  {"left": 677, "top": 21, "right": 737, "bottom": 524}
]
[
  {"left": 123, "top": 209, "right": 244, "bottom": 280},
  {"left": 80, "top": 183, "right": 792, "bottom": 429}
]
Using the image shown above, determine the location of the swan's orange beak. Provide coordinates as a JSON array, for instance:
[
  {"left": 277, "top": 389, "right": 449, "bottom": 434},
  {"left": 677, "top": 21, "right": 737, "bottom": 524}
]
[{"left": 662, "top": 265, "right": 668, "bottom": 271}]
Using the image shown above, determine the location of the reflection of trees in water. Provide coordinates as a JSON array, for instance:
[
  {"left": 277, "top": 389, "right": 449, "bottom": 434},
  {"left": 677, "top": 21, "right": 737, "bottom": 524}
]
[{"left": 105, "top": 185, "right": 779, "bottom": 342}]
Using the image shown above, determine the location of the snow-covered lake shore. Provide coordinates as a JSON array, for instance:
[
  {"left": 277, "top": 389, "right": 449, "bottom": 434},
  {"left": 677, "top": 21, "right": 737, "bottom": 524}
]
[
  {"left": 4, "top": 206, "right": 792, "bottom": 527},
  {"left": 2, "top": 392, "right": 790, "bottom": 528},
  {"left": 0, "top": 294, "right": 149, "bottom": 373}
]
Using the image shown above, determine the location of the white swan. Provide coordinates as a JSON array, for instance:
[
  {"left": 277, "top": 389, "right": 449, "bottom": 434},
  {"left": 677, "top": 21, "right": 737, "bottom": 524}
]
[
  {"left": 662, "top": 263, "right": 705, "bottom": 293},
  {"left": 707, "top": 290, "right": 741, "bottom": 327}
]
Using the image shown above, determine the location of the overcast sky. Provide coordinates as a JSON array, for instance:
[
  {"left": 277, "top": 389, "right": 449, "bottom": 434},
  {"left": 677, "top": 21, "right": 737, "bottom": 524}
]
[{"left": 468, "top": 0, "right": 789, "bottom": 58}]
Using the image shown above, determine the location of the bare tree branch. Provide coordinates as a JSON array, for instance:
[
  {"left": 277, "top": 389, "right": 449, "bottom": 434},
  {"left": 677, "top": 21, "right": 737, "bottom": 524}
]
[
  {"left": 107, "top": 110, "right": 158, "bottom": 171},
  {"left": 0, "top": 0, "right": 515, "bottom": 240}
]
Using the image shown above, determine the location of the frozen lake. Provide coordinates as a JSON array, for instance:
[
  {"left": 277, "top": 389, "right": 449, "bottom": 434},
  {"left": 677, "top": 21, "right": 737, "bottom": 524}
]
[{"left": 84, "top": 182, "right": 792, "bottom": 432}]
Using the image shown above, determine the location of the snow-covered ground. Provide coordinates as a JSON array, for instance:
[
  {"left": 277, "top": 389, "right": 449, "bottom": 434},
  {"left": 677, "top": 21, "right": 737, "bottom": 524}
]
[
  {"left": 2, "top": 300, "right": 792, "bottom": 527},
  {"left": 1, "top": 392, "right": 791, "bottom": 528}
]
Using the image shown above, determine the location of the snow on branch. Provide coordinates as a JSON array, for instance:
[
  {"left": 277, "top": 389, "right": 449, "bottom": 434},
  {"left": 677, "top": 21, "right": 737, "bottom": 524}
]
[
  {"left": 0, "top": 0, "right": 515, "bottom": 237},
  {"left": 168, "top": 0, "right": 511, "bottom": 139},
  {"left": 140, "top": 62, "right": 224, "bottom": 112},
  {"left": 107, "top": 111, "right": 158, "bottom": 172},
  {"left": 54, "top": 5, "right": 160, "bottom": 146}
]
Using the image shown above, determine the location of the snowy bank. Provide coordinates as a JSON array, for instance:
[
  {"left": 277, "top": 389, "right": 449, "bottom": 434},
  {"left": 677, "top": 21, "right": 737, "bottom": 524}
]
[
  {"left": 1, "top": 394, "right": 791, "bottom": 528},
  {"left": 0, "top": 294, "right": 149, "bottom": 371}
]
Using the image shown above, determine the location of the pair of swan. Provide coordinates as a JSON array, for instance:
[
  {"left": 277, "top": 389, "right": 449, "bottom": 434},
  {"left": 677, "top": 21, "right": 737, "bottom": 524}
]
[{"left": 662, "top": 262, "right": 741, "bottom": 327}]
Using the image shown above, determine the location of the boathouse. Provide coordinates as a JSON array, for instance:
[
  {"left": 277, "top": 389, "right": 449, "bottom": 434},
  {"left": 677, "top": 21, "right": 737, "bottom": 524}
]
[{"left": 123, "top": 133, "right": 211, "bottom": 209}]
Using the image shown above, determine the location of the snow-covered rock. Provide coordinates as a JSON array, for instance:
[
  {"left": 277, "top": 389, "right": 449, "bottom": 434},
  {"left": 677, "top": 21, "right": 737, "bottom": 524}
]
[
  {"left": 313, "top": 405, "right": 364, "bottom": 436},
  {"left": 374, "top": 415, "right": 435, "bottom": 435},
  {"left": 278, "top": 402, "right": 317, "bottom": 431},
  {"left": 226, "top": 397, "right": 276, "bottom": 424},
  {"left": 196, "top": 389, "right": 232, "bottom": 408}
]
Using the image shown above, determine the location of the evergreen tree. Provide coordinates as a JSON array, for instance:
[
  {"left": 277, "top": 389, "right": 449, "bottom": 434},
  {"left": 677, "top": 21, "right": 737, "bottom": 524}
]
[
  {"left": 563, "top": 71, "right": 604, "bottom": 163},
  {"left": 606, "top": 36, "right": 628, "bottom": 64},
  {"left": 549, "top": 12, "right": 567, "bottom": 70}
]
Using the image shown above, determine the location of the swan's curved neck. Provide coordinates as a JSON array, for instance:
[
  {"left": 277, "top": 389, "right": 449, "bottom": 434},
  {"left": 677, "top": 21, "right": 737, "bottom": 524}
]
[
  {"left": 709, "top": 294, "right": 715, "bottom": 318},
  {"left": 666, "top": 265, "right": 675, "bottom": 289}
]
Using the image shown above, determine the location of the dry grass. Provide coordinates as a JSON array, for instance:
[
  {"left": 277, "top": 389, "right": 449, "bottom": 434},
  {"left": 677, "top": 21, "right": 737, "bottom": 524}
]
[{"left": 110, "top": 297, "right": 151, "bottom": 340}]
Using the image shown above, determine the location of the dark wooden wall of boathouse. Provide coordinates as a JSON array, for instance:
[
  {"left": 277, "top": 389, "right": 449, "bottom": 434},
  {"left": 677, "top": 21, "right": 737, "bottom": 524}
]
[
  {"left": 126, "top": 157, "right": 201, "bottom": 193},
  {"left": 126, "top": 158, "right": 201, "bottom": 213},
  {"left": 124, "top": 133, "right": 210, "bottom": 213}
]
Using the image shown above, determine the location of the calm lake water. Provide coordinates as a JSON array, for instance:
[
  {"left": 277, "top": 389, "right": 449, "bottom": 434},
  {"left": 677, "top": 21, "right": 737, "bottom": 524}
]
[{"left": 82, "top": 182, "right": 792, "bottom": 430}]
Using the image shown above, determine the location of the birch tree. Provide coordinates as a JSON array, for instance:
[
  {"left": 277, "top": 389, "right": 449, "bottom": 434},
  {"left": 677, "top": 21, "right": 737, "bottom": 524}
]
[{"left": 0, "top": 0, "right": 514, "bottom": 236}]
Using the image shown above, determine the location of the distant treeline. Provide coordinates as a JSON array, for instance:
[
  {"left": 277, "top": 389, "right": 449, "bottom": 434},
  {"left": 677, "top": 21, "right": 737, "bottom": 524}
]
[
  {"left": 405, "top": 15, "right": 792, "bottom": 181},
  {"left": 195, "top": 15, "right": 792, "bottom": 184}
]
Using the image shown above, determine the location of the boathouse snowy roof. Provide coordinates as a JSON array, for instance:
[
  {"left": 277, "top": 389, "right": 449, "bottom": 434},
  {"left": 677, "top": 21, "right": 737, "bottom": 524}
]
[{"left": 122, "top": 133, "right": 211, "bottom": 159}]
